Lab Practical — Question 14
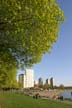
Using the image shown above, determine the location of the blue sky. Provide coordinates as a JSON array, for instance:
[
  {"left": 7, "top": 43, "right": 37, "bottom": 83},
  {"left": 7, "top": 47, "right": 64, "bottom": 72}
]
[{"left": 18, "top": 0, "right": 72, "bottom": 86}]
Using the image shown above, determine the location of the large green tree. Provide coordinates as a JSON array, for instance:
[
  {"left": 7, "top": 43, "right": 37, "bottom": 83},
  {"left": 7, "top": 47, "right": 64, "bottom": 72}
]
[
  {"left": 0, "top": 0, "right": 64, "bottom": 66},
  {"left": 0, "top": 0, "right": 64, "bottom": 87}
]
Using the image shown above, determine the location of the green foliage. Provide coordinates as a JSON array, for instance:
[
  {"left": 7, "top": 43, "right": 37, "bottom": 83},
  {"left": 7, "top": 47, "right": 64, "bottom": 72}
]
[
  {"left": 59, "top": 84, "right": 64, "bottom": 89},
  {"left": 0, "top": 50, "right": 17, "bottom": 88},
  {"left": 38, "top": 84, "right": 43, "bottom": 88},
  {"left": 43, "top": 83, "right": 49, "bottom": 89},
  {"left": 0, "top": 0, "right": 65, "bottom": 87},
  {"left": 0, "top": 0, "right": 65, "bottom": 66}
]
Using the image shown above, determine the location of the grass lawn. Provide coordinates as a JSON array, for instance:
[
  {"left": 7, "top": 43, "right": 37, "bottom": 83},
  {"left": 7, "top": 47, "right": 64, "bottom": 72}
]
[{"left": 0, "top": 91, "right": 72, "bottom": 108}]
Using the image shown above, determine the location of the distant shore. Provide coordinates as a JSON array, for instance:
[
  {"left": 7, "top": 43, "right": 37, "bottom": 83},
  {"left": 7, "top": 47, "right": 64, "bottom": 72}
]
[{"left": 33, "top": 89, "right": 72, "bottom": 98}]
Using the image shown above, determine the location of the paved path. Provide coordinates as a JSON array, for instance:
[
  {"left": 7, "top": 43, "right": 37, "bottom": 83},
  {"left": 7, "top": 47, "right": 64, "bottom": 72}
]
[{"left": 41, "top": 97, "right": 72, "bottom": 105}]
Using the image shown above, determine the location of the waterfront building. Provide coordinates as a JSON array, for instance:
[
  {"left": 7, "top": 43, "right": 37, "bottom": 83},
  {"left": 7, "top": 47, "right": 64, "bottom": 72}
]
[
  {"left": 19, "top": 74, "right": 24, "bottom": 88},
  {"left": 19, "top": 68, "right": 34, "bottom": 88},
  {"left": 50, "top": 77, "right": 53, "bottom": 89},
  {"left": 38, "top": 77, "right": 43, "bottom": 85},
  {"left": 24, "top": 69, "right": 34, "bottom": 88},
  {"left": 45, "top": 78, "right": 50, "bottom": 85},
  {"left": 34, "top": 80, "right": 38, "bottom": 85}
]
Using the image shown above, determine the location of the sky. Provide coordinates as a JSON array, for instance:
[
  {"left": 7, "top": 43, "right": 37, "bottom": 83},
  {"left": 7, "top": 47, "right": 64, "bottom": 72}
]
[{"left": 18, "top": 0, "right": 72, "bottom": 86}]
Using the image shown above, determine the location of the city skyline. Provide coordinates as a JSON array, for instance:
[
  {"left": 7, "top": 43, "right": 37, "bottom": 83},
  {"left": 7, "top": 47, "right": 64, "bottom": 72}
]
[{"left": 18, "top": 0, "right": 72, "bottom": 87}]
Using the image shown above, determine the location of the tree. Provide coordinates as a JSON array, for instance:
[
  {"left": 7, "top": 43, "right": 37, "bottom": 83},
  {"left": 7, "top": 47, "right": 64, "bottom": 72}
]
[
  {"left": 0, "top": 0, "right": 65, "bottom": 67},
  {"left": 43, "top": 83, "right": 49, "bottom": 89},
  {"left": 59, "top": 84, "right": 64, "bottom": 89},
  {"left": 0, "top": 0, "right": 65, "bottom": 87},
  {"left": 0, "top": 50, "right": 18, "bottom": 88}
]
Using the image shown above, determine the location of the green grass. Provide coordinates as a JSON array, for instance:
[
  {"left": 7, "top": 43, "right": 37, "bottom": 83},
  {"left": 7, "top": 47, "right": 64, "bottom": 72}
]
[{"left": 0, "top": 91, "right": 72, "bottom": 108}]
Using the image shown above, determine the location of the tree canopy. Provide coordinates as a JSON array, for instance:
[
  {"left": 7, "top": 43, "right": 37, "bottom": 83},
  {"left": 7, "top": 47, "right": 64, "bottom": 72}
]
[
  {"left": 0, "top": 0, "right": 65, "bottom": 88},
  {"left": 0, "top": 0, "right": 65, "bottom": 67}
]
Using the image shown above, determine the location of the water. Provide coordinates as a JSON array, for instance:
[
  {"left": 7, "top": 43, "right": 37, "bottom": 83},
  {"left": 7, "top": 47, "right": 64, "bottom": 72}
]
[{"left": 60, "top": 91, "right": 72, "bottom": 99}]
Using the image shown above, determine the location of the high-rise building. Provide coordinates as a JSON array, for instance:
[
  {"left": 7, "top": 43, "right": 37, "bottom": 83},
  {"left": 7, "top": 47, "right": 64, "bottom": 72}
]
[
  {"left": 24, "top": 69, "right": 34, "bottom": 88},
  {"left": 46, "top": 78, "right": 49, "bottom": 85},
  {"left": 50, "top": 77, "right": 53, "bottom": 89},
  {"left": 38, "top": 77, "right": 43, "bottom": 85},
  {"left": 19, "top": 74, "right": 24, "bottom": 88},
  {"left": 19, "top": 68, "right": 34, "bottom": 88},
  {"left": 34, "top": 80, "right": 38, "bottom": 85}
]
